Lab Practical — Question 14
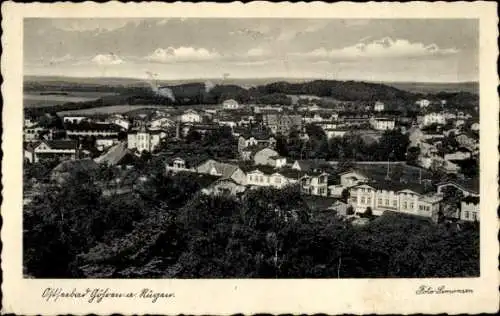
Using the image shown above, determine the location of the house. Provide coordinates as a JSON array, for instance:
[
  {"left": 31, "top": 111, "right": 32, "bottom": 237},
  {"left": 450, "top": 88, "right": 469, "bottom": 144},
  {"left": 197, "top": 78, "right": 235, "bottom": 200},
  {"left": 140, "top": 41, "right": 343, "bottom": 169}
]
[
  {"left": 66, "top": 122, "right": 121, "bottom": 138},
  {"left": 24, "top": 126, "right": 48, "bottom": 142},
  {"left": 254, "top": 148, "right": 282, "bottom": 167},
  {"left": 63, "top": 116, "right": 88, "bottom": 124},
  {"left": 348, "top": 181, "right": 442, "bottom": 217},
  {"left": 164, "top": 156, "right": 202, "bottom": 173},
  {"left": 149, "top": 117, "right": 175, "bottom": 130},
  {"left": 238, "top": 133, "right": 276, "bottom": 152},
  {"left": 459, "top": 196, "right": 480, "bottom": 222},
  {"left": 95, "top": 138, "right": 119, "bottom": 151},
  {"left": 373, "top": 101, "right": 385, "bottom": 112},
  {"left": 94, "top": 142, "right": 138, "bottom": 166},
  {"left": 50, "top": 158, "right": 99, "bottom": 184},
  {"left": 127, "top": 127, "right": 167, "bottom": 153},
  {"left": 328, "top": 185, "right": 345, "bottom": 198},
  {"left": 339, "top": 170, "right": 369, "bottom": 188},
  {"left": 27, "top": 140, "right": 79, "bottom": 163},
  {"left": 179, "top": 109, "right": 202, "bottom": 123},
  {"left": 202, "top": 178, "right": 247, "bottom": 196},
  {"left": 416, "top": 99, "right": 431, "bottom": 108},
  {"left": 196, "top": 159, "right": 247, "bottom": 185},
  {"left": 222, "top": 99, "right": 240, "bottom": 110},
  {"left": 262, "top": 113, "right": 302, "bottom": 135},
  {"left": 24, "top": 117, "right": 37, "bottom": 128},
  {"left": 370, "top": 117, "right": 395, "bottom": 131},
  {"left": 245, "top": 167, "right": 300, "bottom": 189},
  {"left": 422, "top": 112, "right": 446, "bottom": 126},
  {"left": 325, "top": 129, "right": 348, "bottom": 139},
  {"left": 299, "top": 172, "right": 329, "bottom": 196}
]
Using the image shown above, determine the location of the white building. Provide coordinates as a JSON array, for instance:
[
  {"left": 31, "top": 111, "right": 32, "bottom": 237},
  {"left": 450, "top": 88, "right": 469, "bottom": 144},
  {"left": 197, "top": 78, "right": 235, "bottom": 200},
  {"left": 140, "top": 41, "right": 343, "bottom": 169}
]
[
  {"left": 63, "top": 116, "right": 88, "bottom": 124},
  {"left": 25, "top": 140, "right": 78, "bottom": 163},
  {"left": 373, "top": 101, "right": 385, "bottom": 112},
  {"left": 127, "top": 128, "right": 166, "bottom": 153},
  {"left": 422, "top": 112, "right": 446, "bottom": 126},
  {"left": 370, "top": 118, "right": 395, "bottom": 131},
  {"left": 348, "top": 183, "right": 442, "bottom": 217},
  {"left": 416, "top": 99, "right": 431, "bottom": 108},
  {"left": 222, "top": 99, "right": 240, "bottom": 110},
  {"left": 246, "top": 169, "right": 298, "bottom": 189},
  {"left": 459, "top": 198, "right": 480, "bottom": 222},
  {"left": 112, "top": 118, "right": 131, "bottom": 130},
  {"left": 179, "top": 110, "right": 202, "bottom": 123}
]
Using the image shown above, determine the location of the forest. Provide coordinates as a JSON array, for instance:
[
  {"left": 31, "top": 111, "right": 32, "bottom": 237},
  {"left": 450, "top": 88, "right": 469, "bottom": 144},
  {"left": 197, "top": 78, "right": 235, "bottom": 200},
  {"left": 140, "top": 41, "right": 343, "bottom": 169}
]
[{"left": 24, "top": 79, "right": 479, "bottom": 117}]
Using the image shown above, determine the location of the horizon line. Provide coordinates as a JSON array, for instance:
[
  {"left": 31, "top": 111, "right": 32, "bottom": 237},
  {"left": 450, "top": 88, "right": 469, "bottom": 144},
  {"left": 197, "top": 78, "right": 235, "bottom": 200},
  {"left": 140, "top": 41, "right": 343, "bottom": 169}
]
[{"left": 23, "top": 74, "right": 479, "bottom": 85}]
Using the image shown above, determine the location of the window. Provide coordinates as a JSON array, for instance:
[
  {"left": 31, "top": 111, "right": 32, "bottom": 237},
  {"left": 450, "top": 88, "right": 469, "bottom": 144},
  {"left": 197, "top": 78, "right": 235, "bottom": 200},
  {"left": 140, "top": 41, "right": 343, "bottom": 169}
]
[
  {"left": 249, "top": 175, "right": 253, "bottom": 181},
  {"left": 361, "top": 197, "right": 365, "bottom": 204},
  {"left": 393, "top": 200, "right": 398, "bottom": 207},
  {"left": 378, "top": 198, "right": 382, "bottom": 205},
  {"left": 385, "top": 199, "right": 389, "bottom": 206},
  {"left": 410, "top": 202, "right": 414, "bottom": 209},
  {"left": 367, "top": 197, "right": 371, "bottom": 204},
  {"left": 473, "top": 213, "right": 478, "bottom": 221},
  {"left": 464, "top": 211, "right": 469, "bottom": 219},
  {"left": 419, "top": 205, "right": 423, "bottom": 211},
  {"left": 403, "top": 202, "right": 407, "bottom": 209}
]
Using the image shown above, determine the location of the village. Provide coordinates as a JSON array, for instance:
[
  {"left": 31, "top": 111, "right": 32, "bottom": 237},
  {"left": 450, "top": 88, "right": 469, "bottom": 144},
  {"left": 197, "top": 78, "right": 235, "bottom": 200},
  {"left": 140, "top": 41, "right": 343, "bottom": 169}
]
[{"left": 23, "top": 96, "right": 480, "bottom": 225}]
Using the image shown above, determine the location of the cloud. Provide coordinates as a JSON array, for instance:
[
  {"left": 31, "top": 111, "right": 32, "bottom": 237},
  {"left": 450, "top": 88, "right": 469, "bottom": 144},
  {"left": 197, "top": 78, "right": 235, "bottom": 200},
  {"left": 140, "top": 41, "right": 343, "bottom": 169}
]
[
  {"left": 146, "top": 46, "right": 221, "bottom": 63},
  {"left": 246, "top": 48, "right": 267, "bottom": 57},
  {"left": 92, "top": 53, "right": 125, "bottom": 65},
  {"left": 295, "top": 37, "right": 459, "bottom": 61}
]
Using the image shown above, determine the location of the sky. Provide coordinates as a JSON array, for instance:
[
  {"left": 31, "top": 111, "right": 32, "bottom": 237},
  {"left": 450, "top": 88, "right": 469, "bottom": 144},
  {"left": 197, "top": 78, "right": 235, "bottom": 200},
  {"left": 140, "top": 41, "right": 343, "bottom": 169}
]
[{"left": 24, "top": 18, "right": 478, "bottom": 82}]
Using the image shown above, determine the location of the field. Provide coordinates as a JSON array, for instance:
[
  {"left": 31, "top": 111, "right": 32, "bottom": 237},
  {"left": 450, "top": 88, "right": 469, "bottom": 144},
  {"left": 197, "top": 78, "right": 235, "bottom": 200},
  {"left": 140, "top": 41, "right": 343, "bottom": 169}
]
[
  {"left": 56, "top": 104, "right": 171, "bottom": 116},
  {"left": 384, "top": 82, "right": 479, "bottom": 95},
  {"left": 24, "top": 91, "right": 119, "bottom": 108}
]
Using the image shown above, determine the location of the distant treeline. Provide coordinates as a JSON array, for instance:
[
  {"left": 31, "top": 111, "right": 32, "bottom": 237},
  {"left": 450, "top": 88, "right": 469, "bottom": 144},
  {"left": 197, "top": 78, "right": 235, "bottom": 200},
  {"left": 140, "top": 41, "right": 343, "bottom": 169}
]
[{"left": 24, "top": 79, "right": 479, "bottom": 117}]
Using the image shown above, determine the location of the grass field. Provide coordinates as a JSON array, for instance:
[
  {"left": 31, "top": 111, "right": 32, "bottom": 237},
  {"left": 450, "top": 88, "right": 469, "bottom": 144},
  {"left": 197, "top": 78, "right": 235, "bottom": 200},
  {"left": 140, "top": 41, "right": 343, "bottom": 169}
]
[
  {"left": 56, "top": 105, "right": 171, "bottom": 116},
  {"left": 24, "top": 91, "right": 119, "bottom": 108}
]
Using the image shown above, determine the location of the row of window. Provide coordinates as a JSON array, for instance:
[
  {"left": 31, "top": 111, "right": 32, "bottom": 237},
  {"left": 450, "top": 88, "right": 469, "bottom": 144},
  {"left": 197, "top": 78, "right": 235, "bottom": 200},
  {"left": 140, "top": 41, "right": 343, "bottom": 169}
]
[{"left": 463, "top": 211, "right": 478, "bottom": 220}]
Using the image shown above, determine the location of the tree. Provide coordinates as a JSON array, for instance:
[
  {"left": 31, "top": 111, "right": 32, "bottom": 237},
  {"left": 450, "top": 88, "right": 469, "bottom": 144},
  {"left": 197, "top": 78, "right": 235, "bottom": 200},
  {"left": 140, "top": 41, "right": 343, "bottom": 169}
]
[
  {"left": 341, "top": 189, "right": 350, "bottom": 203},
  {"left": 346, "top": 205, "right": 354, "bottom": 215}
]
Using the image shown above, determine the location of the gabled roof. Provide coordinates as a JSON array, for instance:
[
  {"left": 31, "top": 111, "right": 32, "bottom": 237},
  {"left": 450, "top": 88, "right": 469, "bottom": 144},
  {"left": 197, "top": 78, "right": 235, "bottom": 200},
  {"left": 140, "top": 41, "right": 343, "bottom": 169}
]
[
  {"left": 94, "top": 142, "right": 135, "bottom": 166},
  {"left": 38, "top": 140, "right": 78, "bottom": 150},
  {"left": 293, "top": 159, "right": 328, "bottom": 172}
]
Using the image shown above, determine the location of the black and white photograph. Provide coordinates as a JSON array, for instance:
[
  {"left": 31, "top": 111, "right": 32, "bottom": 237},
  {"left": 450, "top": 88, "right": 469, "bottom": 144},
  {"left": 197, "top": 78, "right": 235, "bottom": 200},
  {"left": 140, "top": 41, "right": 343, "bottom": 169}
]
[{"left": 21, "top": 17, "right": 482, "bottom": 279}]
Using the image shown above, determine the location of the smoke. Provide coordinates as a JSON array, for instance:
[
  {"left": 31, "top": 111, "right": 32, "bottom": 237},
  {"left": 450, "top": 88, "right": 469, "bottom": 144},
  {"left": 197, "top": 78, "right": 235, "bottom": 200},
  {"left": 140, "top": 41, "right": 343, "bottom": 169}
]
[
  {"left": 145, "top": 71, "right": 175, "bottom": 102},
  {"left": 204, "top": 80, "right": 215, "bottom": 93}
]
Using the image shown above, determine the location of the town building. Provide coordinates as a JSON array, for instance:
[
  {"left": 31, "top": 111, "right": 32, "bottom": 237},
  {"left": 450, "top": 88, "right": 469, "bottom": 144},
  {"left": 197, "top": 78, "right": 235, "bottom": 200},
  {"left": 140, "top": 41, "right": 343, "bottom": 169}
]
[
  {"left": 436, "top": 180, "right": 479, "bottom": 197},
  {"left": 63, "top": 116, "right": 88, "bottom": 124},
  {"left": 94, "top": 142, "right": 138, "bottom": 167},
  {"left": 253, "top": 148, "right": 285, "bottom": 167},
  {"left": 422, "top": 112, "right": 446, "bottom": 126},
  {"left": 222, "top": 99, "right": 240, "bottom": 110},
  {"left": 370, "top": 117, "right": 396, "bottom": 131},
  {"left": 245, "top": 167, "right": 300, "bottom": 189},
  {"left": 373, "top": 101, "right": 385, "bottom": 112},
  {"left": 238, "top": 133, "right": 276, "bottom": 152},
  {"left": 179, "top": 109, "right": 203, "bottom": 123},
  {"left": 299, "top": 172, "right": 329, "bottom": 196},
  {"left": 459, "top": 196, "right": 480, "bottom": 222},
  {"left": 25, "top": 140, "right": 79, "bottom": 163},
  {"left": 416, "top": 99, "right": 431, "bottom": 108},
  {"left": 196, "top": 159, "right": 247, "bottom": 185},
  {"left": 127, "top": 127, "right": 167, "bottom": 153},
  {"left": 262, "top": 113, "right": 302, "bottom": 135},
  {"left": 348, "top": 182, "right": 442, "bottom": 217}
]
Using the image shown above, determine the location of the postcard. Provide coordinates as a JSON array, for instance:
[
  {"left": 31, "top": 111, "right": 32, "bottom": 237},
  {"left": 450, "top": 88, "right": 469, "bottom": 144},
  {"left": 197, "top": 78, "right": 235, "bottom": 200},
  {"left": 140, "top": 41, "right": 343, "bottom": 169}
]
[{"left": 1, "top": 1, "right": 498, "bottom": 314}]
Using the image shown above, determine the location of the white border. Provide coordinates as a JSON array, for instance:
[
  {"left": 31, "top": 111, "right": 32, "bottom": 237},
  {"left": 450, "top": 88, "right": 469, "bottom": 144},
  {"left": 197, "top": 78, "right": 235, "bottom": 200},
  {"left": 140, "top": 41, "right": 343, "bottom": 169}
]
[{"left": 2, "top": 2, "right": 499, "bottom": 314}]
